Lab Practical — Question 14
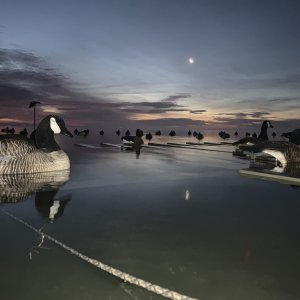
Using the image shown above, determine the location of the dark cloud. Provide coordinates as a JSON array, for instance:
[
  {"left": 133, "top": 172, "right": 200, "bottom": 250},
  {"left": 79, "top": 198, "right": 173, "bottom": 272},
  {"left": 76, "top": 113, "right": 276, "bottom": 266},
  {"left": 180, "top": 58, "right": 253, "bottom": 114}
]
[
  {"left": 216, "top": 112, "right": 271, "bottom": 119},
  {"left": 190, "top": 109, "right": 207, "bottom": 114},
  {"left": 162, "top": 94, "right": 191, "bottom": 102}
]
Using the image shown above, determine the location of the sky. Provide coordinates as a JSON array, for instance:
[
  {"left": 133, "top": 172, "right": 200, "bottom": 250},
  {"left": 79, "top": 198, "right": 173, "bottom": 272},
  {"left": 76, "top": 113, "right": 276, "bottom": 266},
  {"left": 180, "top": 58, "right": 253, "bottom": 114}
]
[{"left": 0, "top": 0, "right": 300, "bottom": 134}]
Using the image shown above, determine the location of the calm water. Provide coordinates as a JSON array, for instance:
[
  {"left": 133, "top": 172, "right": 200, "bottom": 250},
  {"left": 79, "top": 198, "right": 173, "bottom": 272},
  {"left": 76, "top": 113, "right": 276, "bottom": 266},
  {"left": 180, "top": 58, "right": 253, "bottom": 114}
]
[{"left": 0, "top": 135, "right": 300, "bottom": 300}]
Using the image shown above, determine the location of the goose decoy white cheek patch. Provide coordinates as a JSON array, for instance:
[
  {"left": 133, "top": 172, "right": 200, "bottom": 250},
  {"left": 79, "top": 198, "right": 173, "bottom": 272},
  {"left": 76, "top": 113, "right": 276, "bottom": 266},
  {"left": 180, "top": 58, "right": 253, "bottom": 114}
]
[{"left": 50, "top": 117, "right": 61, "bottom": 134}]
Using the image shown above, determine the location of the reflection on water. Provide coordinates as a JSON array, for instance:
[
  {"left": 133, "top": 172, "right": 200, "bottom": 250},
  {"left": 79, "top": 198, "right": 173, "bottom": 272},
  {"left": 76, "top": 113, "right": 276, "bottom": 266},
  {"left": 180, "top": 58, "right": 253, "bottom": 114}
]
[
  {"left": 0, "top": 170, "right": 70, "bottom": 203},
  {"left": 1, "top": 137, "right": 300, "bottom": 300}
]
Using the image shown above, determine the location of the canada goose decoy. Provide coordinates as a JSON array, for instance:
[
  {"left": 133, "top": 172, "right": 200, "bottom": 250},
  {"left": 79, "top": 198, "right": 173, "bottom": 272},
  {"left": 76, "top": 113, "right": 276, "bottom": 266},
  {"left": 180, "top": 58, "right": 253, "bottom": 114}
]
[
  {"left": 242, "top": 141, "right": 300, "bottom": 167},
  {"left": 169, "top": 130, "right": 176, "bottom": 137},
  {"left": 196, "top": 132, "right": 204, "bottom": 140},
  {"left": 282, "top": 129, "right": 300, "bottom": 145},
  {"left": 99, "top": 130, "right": 104, "bottom": 136},
  {"left": 155, "top": 130, "right": 161, "bottom": 136},
  {"left": 188, "top": 130, "right": 192, "bottom": 137},
  {"left": 116, "top": 129, "right": 121, "bottom": 136},
  {"left": 193, "top": 131, "right": 197, "bottom": 137},
  {"left": 233, "top": 120, "right": 274, "bottom": 148},
  {"left": 234, "top": 131, "right": 238, "bottom": 137},
  {"left": 0, "top": 115, "right": 73, "bottom": 174},
  {"left": 245, "top": 132, "right": 251, "bottom": 137}
]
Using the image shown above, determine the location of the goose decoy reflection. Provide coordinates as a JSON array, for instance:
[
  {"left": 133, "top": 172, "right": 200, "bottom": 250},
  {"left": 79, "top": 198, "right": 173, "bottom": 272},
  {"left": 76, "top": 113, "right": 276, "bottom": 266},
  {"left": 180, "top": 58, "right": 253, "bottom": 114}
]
[{"left": 0, "top": 170, "right": 70, "bottom": 204}]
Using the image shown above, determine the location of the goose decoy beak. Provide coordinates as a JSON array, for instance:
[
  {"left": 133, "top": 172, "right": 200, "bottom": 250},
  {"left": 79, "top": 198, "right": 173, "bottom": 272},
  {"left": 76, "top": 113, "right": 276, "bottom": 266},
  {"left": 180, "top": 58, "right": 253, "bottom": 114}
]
[{"left": 61, "top": 127, "right": 73, "bottom": 137}]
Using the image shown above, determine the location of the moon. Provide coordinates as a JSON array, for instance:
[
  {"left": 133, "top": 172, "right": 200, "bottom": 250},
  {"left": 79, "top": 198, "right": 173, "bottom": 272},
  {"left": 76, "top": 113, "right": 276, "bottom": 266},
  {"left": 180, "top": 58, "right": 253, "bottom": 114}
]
[{"left": 188, "top": 57, "right": 194, "bottom": 64}]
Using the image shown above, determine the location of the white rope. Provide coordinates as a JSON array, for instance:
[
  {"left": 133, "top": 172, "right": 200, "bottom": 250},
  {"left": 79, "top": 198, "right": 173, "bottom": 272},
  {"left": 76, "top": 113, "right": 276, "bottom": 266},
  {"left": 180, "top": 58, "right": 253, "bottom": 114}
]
[{"left": 1, "top": 208, "right": 199, "bottom": 300}]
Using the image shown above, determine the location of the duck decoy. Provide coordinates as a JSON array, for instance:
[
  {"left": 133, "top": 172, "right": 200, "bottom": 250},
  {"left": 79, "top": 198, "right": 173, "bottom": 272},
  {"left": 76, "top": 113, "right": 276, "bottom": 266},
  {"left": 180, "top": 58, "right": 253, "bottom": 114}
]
[
  {"left": 282, "top": 129, "right": 300, "bottom": 145},
  {"left": 241, "top": 141, "right": 300, "bottom": 167},
  {"left": 0, "top": 115, "right": 73, "bottom": 174}
]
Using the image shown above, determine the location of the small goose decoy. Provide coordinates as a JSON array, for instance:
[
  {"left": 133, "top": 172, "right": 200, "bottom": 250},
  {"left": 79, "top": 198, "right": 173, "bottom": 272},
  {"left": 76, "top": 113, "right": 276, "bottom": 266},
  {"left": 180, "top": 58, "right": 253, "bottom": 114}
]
[
  {"left": 219, "top": 131, "right": 230, "bottom": 139},
  {"left": 0, "top": 115, "right": 73, "bottom": 174},
  {"left": 233, "top": 120, "right": 273, "bottom": 148},
  {"left": 196, "top": 132, "right": 204, "bottom": 141},
  {"left": 272, "top": 132, "right": 276, "bottom": 138},
  {"left": 252, "top": 132, "right": 257, "bottom": 138},
  {"left": 125, "top": 129, "right": 131, "bottom": 137},
  {"left": 234, "top": 131, "right": 238, "bottom": 137},
  {"left": 245, "top": 132, "right": 251, "bottom": 137},
  {"left": 188, "top": 130, "right": 192, "bottom": 137},
  {"left": 155, "top": 130, "right": 161, "bottom": 136},
  {"left": 99, "top": 130, "right": 104, "bottom": 136},
  {"left": 282, "top": 129, "right": 300, "bottom": 145},
  {"left": 242, "top": 141, "right": 300, "bottom": 167},
  {"left": 19, "top": 128, "right": 28, "bottom": 137},
  {"left": 145, "top": 132, "right": 152, "bottom": 141},
  {"left": 116, "top": 129, "right": 121, "bottom": 136},
  {"left": 169, "top": 130, "right": 176, "bottom": 137}
]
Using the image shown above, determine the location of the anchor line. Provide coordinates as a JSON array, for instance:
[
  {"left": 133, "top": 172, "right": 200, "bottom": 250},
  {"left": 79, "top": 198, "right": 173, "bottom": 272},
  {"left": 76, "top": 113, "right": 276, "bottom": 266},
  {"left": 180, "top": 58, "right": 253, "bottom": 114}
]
[{"left": 1, "top": 208, "right": 199, "bottom": 300}]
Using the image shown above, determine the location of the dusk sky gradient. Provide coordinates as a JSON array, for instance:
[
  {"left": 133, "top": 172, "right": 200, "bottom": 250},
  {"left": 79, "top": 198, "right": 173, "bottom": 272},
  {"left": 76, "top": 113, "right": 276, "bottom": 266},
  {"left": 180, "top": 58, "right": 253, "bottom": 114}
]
[{"left": 1, "top": 0, "right": 300, "bottom": 133}]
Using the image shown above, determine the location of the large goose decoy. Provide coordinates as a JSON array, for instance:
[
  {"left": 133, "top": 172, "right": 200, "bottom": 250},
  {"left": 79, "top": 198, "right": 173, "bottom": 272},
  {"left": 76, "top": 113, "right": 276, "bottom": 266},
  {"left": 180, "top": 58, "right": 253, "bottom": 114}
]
[
  {"left": 0, "top": 115, "right": 73, "bottom": 174},
  {"left": 233, "top": 120, "right": 273, "bottom": 148},
  {"left": 241, "top": 141, "right": 300, "bottom": 167}
]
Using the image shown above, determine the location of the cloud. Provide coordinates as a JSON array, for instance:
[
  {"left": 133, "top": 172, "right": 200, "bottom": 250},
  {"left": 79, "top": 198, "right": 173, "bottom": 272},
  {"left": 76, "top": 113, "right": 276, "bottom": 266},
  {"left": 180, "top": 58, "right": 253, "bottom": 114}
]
[
  {"left": 190, "top": 109, "right": 207, "bottom": 114},
  {"left": 216, "top": 111, "right": 271, "bottom": 118},
  {"left": 162, "top": 94, "right": 191, "bottom": 102}
]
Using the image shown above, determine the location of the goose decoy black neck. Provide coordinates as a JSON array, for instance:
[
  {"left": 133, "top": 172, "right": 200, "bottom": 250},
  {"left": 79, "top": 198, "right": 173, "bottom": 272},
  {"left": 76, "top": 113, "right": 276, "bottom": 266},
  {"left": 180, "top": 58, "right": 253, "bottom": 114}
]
[
  {"left": 258, "top": 120, "right": 273, "bottom": 140},
  {"left": 34, "top": 116, "right": 73, "bottom": 151}
]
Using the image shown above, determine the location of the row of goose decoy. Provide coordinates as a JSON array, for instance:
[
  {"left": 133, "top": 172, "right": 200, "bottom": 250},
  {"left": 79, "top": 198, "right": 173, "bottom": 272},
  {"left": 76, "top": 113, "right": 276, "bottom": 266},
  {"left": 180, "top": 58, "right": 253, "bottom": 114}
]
[{"left": 0, "top": 116, "right": 299, "bottom": 174}]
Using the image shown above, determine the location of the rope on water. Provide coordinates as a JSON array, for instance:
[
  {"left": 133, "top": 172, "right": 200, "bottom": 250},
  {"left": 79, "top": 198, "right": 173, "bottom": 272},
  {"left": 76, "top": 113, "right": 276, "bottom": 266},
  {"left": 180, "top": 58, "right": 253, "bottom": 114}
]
[{"left": 1, "top": 208, "right": 199, "bottom": 300}]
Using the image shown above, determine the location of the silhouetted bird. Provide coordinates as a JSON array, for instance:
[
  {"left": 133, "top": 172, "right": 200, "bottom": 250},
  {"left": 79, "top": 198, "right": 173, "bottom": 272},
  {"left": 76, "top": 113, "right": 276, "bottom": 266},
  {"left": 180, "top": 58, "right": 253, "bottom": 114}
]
[
  {"left": 188, "top": 130, "right": 192, "bottom": 137},
  {"left": 272, "top": 132, "right": 276, "bottom": 138},
  {"left": 234, "top": 131, "right": 238, "bottom": 136},
  {"left": 1, "top": 127, "right": 15, "bottom": 134},
  {"left": 155, "top": 130, "right": 161, "bottom": 136},
  {"left": 252, "top": 132, "right": 257, "bottom": 138},
  {"left": 125, "top": 130, "right": 130, "bottom": 136},
  {"left": 116, "top": 129, "right": 121, "bottom": 136},
  {"left": 169, "top": 130, "right": 176, "bottom": 137},
  {"left": 245, "top": 132, "right": 251, "bottom": 137},
  {"left": 74, "top": 128, "right": 79, "bottom": 135},
  {"left": 99, "top": 130, "right": 104, "bottom": 136},
  {"left": 20, "top": 128, "right": 28, "bottom": 137},
  {"left": 193, "top": 131, "right": 197, "bottom": 137}
]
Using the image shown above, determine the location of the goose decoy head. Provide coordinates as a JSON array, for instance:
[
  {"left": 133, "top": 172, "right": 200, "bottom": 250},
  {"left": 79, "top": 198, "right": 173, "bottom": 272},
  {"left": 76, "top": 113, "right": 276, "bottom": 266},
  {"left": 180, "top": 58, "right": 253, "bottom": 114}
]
[
  {"left": 49, "top": 116, "right": 73, "bottom": 137},
  {"left": 262, "top": 120, "right": 273, "bottom": 129}
]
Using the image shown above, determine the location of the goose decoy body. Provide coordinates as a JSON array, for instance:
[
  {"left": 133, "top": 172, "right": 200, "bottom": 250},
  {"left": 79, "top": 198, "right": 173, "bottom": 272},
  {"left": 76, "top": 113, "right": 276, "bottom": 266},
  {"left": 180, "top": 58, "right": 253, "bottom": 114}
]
[
  {"left": 282, "top": 129, "right": 300, "bottom": 145},
  {"left": 0, "top": 115, "right": 72, "bottom": 174},
  {"left": 241, "top": 141, "right": 300, "bottom": 167}
]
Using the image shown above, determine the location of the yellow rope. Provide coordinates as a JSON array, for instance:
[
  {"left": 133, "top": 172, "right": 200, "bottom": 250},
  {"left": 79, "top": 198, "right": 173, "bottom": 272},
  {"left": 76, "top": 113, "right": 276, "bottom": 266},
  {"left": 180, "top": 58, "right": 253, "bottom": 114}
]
[{"left": 1, "top": 208, "right": 199, "bottom": 300}]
